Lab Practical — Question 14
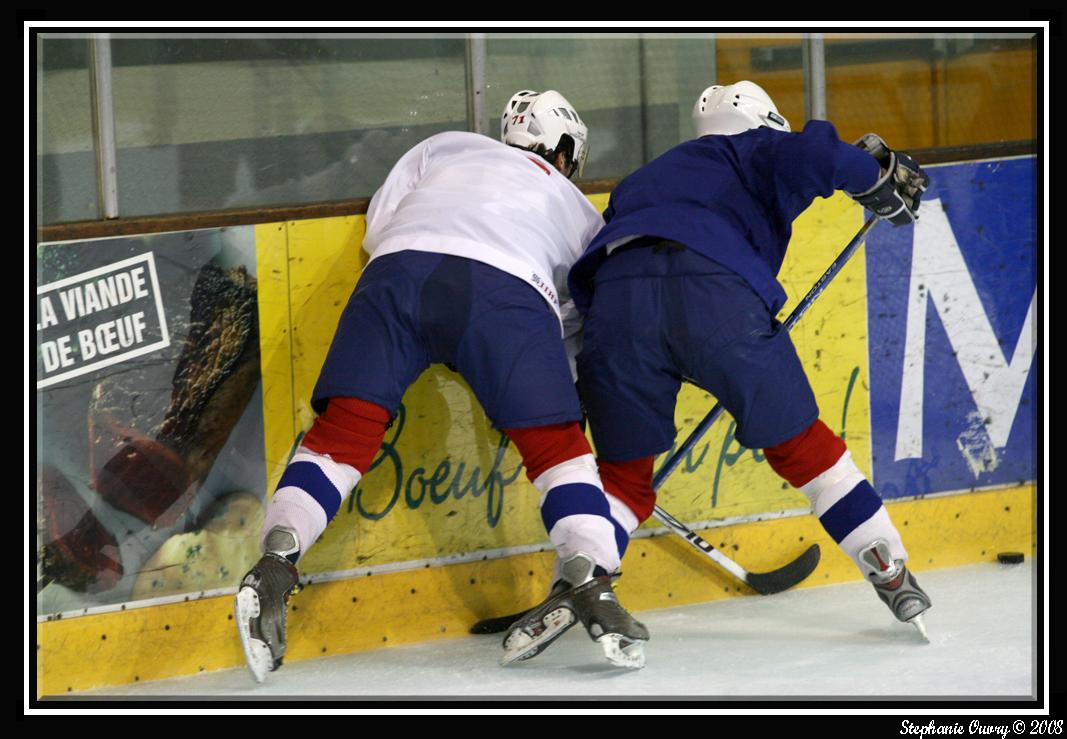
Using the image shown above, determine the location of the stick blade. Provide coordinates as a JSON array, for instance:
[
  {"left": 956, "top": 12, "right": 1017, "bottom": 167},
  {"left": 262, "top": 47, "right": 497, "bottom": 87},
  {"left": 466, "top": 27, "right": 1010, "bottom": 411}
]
[
  {"left": 744, "top": 543, "right": 821, "bottom": 595},
  {"left": 470, "top": 609, "right": 530, "bottom": 635}
]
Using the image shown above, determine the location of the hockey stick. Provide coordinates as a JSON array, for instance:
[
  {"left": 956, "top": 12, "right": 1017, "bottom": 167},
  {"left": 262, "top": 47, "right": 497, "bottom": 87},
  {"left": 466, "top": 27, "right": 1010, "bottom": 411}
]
[{"left": 471, "top": 216, "right": 878, "bottom": 633}]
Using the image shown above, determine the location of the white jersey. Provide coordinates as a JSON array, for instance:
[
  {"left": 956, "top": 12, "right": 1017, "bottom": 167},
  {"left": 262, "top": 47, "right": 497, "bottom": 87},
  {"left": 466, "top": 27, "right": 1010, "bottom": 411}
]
[{"left": 363, "top": 131, "right": 603, "bottom": 337}]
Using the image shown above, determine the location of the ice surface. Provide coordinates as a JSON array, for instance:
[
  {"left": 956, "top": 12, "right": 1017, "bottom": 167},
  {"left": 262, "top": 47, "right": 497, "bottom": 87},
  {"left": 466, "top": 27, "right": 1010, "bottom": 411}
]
[{"left": 69, "top": 560, "right": 1036, "bottom": 701}]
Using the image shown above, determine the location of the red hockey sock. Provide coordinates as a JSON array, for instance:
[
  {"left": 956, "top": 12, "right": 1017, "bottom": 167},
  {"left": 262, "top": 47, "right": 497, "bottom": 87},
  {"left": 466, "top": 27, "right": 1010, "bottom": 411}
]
[
  {"left": 300, "top": 397, "right": 392, "bottom": 474},
  {"left": 598, "top": 456, "right": 656, "bottom": 523},
  {"left": 763, "top": 419, "right": 847, "bottom": 489},
  {"left": 503, "top": 422, "right": 593, "bottom": 482}
]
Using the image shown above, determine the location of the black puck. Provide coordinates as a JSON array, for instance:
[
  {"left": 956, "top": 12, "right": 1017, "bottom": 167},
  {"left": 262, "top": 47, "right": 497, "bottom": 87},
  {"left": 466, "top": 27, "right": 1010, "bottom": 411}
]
[{"left": 997, "top": 551, "right": 1024, "bottom": 564}]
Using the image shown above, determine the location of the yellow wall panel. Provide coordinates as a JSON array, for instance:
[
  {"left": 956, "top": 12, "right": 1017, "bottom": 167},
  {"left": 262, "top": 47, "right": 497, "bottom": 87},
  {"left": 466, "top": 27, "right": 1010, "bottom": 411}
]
[
  {"left": 37, "top": 485, "right": 1034, "bottom": 696},
  {"left": 255, "top": 222, "right": 296, "bottom": 491}
]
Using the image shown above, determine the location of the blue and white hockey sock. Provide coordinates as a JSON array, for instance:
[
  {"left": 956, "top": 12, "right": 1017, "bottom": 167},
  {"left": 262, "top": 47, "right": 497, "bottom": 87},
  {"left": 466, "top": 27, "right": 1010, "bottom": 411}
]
[
  {"left": 799, "top": 451, "right": 907, "bottom": 579},
  {"left": 261, "top": 446, "right": 361, "bottom": 563},
  {"left": 534, "top": 454, "right": 628, "bottom": 578}
]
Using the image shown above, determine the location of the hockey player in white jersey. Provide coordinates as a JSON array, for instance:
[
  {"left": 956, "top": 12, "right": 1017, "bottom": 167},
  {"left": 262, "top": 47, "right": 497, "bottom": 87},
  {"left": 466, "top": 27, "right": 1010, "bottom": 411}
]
[{"left": 235, "top": 90, "right": 649, "bottom": 683}]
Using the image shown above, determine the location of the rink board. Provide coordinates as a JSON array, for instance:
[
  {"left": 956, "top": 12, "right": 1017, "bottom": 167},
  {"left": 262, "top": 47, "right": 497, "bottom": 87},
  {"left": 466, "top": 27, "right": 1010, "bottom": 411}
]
[
  {"left": 35, "top": 158, "right": 1040, "bottom": 696},
  {"left": 35, "top": 485, "right": 1035, "bottom": 696}
]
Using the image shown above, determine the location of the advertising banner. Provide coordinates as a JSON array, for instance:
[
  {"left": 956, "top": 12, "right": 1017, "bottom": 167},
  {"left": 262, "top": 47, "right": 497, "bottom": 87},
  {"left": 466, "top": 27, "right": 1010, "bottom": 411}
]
[
  {"left": 36, "top": 229, "right": 267, "bottom": 613},
  {"left": 866, "top": 157, "right": 1037, "bottom": 498}
]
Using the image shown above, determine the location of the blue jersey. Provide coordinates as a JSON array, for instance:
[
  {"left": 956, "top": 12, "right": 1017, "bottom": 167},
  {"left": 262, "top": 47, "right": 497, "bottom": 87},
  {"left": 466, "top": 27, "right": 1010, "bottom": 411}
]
[{"left": 569, "top": 120, "right": 879, "bottom": 315}]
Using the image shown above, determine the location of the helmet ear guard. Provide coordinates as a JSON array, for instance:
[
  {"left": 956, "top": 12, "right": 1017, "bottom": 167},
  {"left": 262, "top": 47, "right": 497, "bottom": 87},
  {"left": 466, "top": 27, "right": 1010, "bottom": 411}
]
[
  {"left": 542, "top": 133, "right": 584, "bottom": 179},
  {"left": 501, "top": 89, "right": 589, "bottom": 178},
  {"left": 691, "top": 80, "right": 791, "bottom": 138}
]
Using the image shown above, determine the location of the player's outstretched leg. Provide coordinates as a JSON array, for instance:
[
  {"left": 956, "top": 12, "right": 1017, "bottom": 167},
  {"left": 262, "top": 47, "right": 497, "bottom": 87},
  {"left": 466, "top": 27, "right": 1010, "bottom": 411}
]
[
  {"left": 765, "top": 419, "right": 932, "bottom": 635},
  {"left": 235, "top": 397, "right": 390, "bottom": 681},
  {"left": 502, "top": 552, "right": 649, "bottom": 668}
]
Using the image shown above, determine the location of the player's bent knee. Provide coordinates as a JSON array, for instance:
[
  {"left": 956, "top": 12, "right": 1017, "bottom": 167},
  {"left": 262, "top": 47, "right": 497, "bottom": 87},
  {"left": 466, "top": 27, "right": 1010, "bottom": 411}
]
[
  {"left": 763, "top": 419, "right": 847, "bottom": 489},
  {"left": 301, "top": 396, "right": 392, "bottom": 474},
  {"left": 504, "top": 422, "right": 593, "bottom": 484}
]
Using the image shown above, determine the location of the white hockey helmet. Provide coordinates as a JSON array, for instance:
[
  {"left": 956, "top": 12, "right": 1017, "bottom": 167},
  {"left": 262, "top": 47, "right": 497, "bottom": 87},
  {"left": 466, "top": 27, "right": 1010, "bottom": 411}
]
[
  {"left": 692, "top": 80, "right": 791, "bottom": 137},
  {"left": 501, "top": 89, "right": 589, "bottom": 178}
]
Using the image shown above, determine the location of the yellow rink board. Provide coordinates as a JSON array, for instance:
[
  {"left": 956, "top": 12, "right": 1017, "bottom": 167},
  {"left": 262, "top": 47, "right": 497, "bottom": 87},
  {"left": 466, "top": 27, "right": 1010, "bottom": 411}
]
[{"left": 36, "top": 484, "right": 1035, "bottom": 696}]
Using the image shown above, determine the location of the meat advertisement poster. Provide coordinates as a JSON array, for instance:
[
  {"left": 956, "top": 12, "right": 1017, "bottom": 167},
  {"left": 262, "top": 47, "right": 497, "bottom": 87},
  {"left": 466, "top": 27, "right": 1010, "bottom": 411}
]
[{"left": 35, "top": 228, "right": 267, "bottom": 614}]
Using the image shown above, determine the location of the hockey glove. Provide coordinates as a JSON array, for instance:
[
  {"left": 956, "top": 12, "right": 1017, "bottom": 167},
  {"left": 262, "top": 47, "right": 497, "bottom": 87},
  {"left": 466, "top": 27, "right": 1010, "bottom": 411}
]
[{"left": 847, "top": 133, "right": 929, "bottom": 226}]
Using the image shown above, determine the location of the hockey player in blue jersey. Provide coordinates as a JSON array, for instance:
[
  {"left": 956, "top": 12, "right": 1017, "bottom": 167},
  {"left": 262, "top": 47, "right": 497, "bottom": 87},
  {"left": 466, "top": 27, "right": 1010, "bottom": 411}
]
[
  {"left": 568, "top": 81, "right": 932, "bottom": 637},
  {"left": 234, "top": 90, "right": 650, "bottom": 683}
]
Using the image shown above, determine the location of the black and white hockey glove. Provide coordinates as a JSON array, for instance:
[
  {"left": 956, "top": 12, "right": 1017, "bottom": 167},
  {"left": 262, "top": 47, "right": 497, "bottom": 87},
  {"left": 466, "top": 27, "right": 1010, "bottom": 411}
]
[{"left": 847, "top": 133, "right": 930, "bottom": 226}]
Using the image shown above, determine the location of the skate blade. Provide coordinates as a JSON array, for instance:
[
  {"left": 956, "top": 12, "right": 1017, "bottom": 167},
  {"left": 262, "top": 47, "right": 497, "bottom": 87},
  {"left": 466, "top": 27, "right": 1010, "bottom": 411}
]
[
  {"left": 500, "top": 607, "right": 576, "bottom": 665},
  {"left": 909, "top": 613, "right": 930, "bottom": 642},
  {"left": 597, "top": 634, "right": 646, "bottom": 669},
  {"left": 235, "top": 587, "right": 272, "bottom": 683}
]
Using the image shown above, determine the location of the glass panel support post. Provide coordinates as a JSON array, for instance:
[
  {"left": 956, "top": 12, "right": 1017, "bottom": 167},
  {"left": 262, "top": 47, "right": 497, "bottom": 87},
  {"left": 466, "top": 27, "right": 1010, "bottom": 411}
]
[
  {"left": 802, "top": 33, "right": 827, "bottom": 122},
  {"left": 88, "top": 33, "right": 120, "bottom": 219},
  {"left": 466, "top": 33, "right": 489, "bottom": 136}
]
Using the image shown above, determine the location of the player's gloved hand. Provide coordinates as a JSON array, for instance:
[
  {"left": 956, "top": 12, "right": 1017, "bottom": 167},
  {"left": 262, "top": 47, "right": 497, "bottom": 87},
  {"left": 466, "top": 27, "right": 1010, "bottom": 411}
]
[{"left": 847, "top": 133, "right": 930, "bottom": 226}]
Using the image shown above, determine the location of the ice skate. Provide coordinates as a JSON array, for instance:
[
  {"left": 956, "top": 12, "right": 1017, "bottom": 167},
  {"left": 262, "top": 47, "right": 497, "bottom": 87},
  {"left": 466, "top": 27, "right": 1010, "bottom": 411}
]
[
  {"left": 235, "top": 527, "right": 300, "bottom": 682},
  {"left": 861, "top": 539, "right": 932, "bottom": 641},
  {"left": 501, "top": 552, "right": 649, "bottom": 668}
]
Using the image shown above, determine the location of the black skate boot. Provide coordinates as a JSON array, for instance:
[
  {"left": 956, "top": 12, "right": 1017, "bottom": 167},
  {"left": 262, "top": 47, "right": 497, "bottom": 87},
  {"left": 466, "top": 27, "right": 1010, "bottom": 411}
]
[
  {"left": 502, "top": 552, "right": 649, "bottom": 668},
  {"left": 861, "top": 539, "right": 932, "bottom": 640},
  {"left": 235, "top": 527, "right": 300, "bottom": 682}
]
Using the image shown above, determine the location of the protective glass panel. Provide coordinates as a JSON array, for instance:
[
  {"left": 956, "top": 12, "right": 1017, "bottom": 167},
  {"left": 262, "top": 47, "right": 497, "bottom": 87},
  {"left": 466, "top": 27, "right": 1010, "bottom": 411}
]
[
  {"left": 714, "top": 34, "right": 806, "bottom": 132},
  {"left": 38, "top": 34, "right": 99, "bottom": 225},
  {"left": 824, "top": 33, "right": 1037, "bottom": 149},
  {"left": 104, "top": 33, "right": 468, "bottom": 216},
  {"left": 486, "top": 33, "right": 716, "bottom": 179}
]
